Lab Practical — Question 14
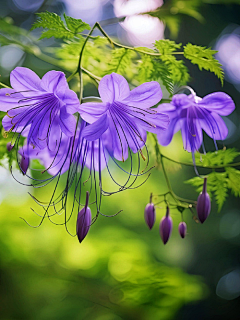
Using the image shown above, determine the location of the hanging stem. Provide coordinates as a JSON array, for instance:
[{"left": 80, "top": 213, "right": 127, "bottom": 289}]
[{"left": 151, "top": 133, "right": 194, "bottom": 209}]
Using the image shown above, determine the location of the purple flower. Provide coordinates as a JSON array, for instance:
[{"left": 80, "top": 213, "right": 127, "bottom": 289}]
[
  {"left": 178, "top": 222, "right": 187, "bottom": 238},
  {"left": 157, "top": 91, "right": 235, "bottom": 153},
  {"left": 144, "top": 202, "right": 156, "bottom": 230},
  {"left": 76, "top": 191, "right": 92, "bottom": 243},
  {"left": 79, "top": 73, "right": 169, "bottom": 161},
  {"left": 197, "top": 177, "right": 211, "bottom": 223},
  {"left": 0, "top": 67, "right": 80, "bottom": 150},
  {"left": 20, "top": 154, "right": 29, "bottom": 175},
  {"left": 159, "top": 207, "right": 173, "bottom": 244}
]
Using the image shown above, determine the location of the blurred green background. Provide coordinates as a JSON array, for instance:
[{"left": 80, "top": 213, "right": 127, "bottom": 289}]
[{"left": 1, "top": 1, "right": 240, "bottom": 319}]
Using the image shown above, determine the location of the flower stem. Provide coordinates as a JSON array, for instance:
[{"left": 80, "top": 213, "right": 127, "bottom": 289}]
[
  {"left": 0, "top": 82, "right": 10, "bottom": 89},
  {"left": 161, "top": 153, "right": 240, "bottom": 169},
  {"left": 151, "top": 133, "right": 194, "bottom": 209}
]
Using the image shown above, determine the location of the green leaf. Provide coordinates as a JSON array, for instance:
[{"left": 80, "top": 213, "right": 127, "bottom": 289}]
[
  {"left": 155, "top": 39, "right": 182, "bottom": 55},
  {"left": 105, "top": 48, "right": 135, "bottom": 76},
  {"left": 226, "top": 167, "right": 240, "bottom": 197},
  {"left": 184, "top": 43, "right": 224, "bottom": 85},
  {"left": 154, "top": 40, "right": 189, "bottom": 85},
  {"left": 31, "top": 11, "right": 90, "bottom": 40},
  {"left": 185, "top": 172, "right": 228, "bottom": 212},
  {"left": 211, "top": 172, "right": 228, "bottom": 212},
  {"left": 195, "top": 148, "right": 240, "bottom": 167},
  {"left": 63, "top": 13, "right": 90, "bottom": 33}
]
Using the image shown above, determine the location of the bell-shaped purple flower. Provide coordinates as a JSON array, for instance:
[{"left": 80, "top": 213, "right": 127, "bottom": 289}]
[
  {"left": 197, "top": 177, "right": 211, "bottom": 223},
  {"left": 0, "top": 67, "right": 79, "bottom": 151},
  {"left": 159, "top": 207, "right": 173, "bottom": 244},
  {"left": 79, "top": 73, "right": 169, "bottom": 161},
  {"left": 144, "top": 195, "right": 156, "bottom": 229},
  {"left": 20, "top": 154, "right": 29, "bottom": 175},
  {"left": 178, "top": 222, "right": 187, "bottom": 238},
  {"left": 157, "top": 91, "right": 235, "bottom": 154},
  {"left": 7, "top": 142, "right": 13, "bottom": 151},
  {"left": 76, "top": 191, "right": 92, "bottom": 243}
]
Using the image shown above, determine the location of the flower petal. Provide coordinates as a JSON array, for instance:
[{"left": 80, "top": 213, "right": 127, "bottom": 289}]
[
  {"left": 82, "top": 113, "right": 109, "bottom": 141},
  {"left": 199, "top": 92, "right": 235, "bottom": 116},
  {"left": 58, "top": 89, "right": 80, "bottom": 114},
  {"left": 99, "top": 73, "right": 130, "bottom": 103},
  {"left": 122, "top": 81, "right": 162, "bottom": 109},
  {"left": 41, "top": 71, "right": 68, "bottom": 94},
  {"left": 59, "top": 106, "right": 77, "bottom": 137},
  {"left": 10, "top": 67, "right": 42, "bottom": 93},
  {"left": 0, "top": 88, "right": 23, "bottom": 111},
  {"left": 199, "top": 111, "right": 228, "bottom": 140},
  {"left": 181, "top": 116, "right": 202, "bottom": 153},
  {"left": 157, "top": 116, "right": 183, "bottom": 146},
  {"left": 78, "top": 102, "right": 108, "bottom": 123}
]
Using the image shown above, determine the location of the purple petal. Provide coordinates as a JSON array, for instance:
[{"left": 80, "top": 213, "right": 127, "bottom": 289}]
[
  {"left": 10, "top": 67, "right": 42, "bottom": 93},
  {"left": 0, "top": 88, "right": 23, "bottom": 112},
  {"left": 122, "top": 81, "right": 162, "bottom": 109},
  {"left": 82, "top": 113, "right": 109, "bottom": 141},
  {"left": 78, "top": 102, "right": 108, "bottom": 123},
  {"left": 157, "top": 117, "right": 183, "bottom": 146},
  {"left": 41, "top": 71, "right": 68, "bottom": 94},
  {"left": 199, "top": 111, "right": 228, "bottom": 141},
  {"left": 99, "top": 73, "right": 130, "bottom": 103},
  {"left": 59, "top": 106, "right": 77, "bottom": 137},
  {"left": 83, "top": 139, "right": 109, "bottom": 171},
  {"left": 157, "top": 102, "right": 176, "bottom": 113},
  {"left": 57, "top": 89, "right": 80, "bottom": 114},
  {"left": 181, "top": 116, "right": 202, "bottom": 153},
  {"left": 171, "top": 94, "right": 193, "bottom": 109},
  {"left": 199, "top": 92, "right": 235, "bottom": 116}
]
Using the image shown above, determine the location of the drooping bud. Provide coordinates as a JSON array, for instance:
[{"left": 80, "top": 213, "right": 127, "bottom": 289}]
[
  {"left": 178, "top": 222, "right": 187, "bottom": 238},
  {"left": 20, "top": 155, "right": 29, "bottom": 175},
  {"left": 197, "top": 177, "right": 211, "bottom": 223},
  {"left": 7, "top": 142, "right": 14, "bottom": 152},
  {"left": 76, "top": 191, "right": 92, "bottom": 243},
  {"left": 159, "top": 207, "right": 173, "bottom": 245},
  {"left": 144, "top": 193, "right": 155, "bottom": 229}
]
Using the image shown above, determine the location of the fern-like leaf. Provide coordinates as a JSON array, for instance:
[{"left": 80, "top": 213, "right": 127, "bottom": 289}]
[
  {"left": 31, "top": 11, "right": 90, "bottom": 40},
  {"left": 184, "top": 43, "right": 224, "bottom": 85}
]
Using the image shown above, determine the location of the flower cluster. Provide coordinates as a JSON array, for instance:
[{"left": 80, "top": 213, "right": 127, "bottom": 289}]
[{"left": 0, "top": 67, "right": 235, "bottom": 243}]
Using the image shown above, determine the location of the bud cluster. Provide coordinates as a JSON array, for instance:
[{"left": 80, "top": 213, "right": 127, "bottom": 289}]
[{"left": 144, "top": 178, "right": 211, "bottom": 245}]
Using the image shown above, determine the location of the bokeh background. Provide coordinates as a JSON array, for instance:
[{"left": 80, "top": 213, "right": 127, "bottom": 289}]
[{"left": 1, "top": 0, "right": 240, "bottom": 319}]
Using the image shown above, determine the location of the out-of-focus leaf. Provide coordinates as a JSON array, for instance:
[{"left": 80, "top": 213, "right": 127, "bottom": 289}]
[{"left": 184, "top": 43, "right": 224, "bottom": 85}]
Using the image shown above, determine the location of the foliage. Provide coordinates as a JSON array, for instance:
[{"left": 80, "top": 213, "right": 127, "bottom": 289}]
[
  {"left": 185, "top": 149, "right": 240, "bottom": 211},
  {"left": 184, "top": 43, "right": 224, "bottom": 85},
  {"left": 31, "top": 11, "right": 90, "bottom": 39}
]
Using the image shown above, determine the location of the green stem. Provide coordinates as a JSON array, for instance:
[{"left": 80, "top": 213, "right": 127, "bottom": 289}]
[
  {"left": 151, "top": 133, "right": 194, "bottom": 208},
  {"left": 95, "top": 22, "right": 183, "bottom": 57},
  {"left": 161, "top": 153, "right": 240, "bottom": 169},
  {"left": 0, "top": 82, "right": 10, "bottom": 89}
]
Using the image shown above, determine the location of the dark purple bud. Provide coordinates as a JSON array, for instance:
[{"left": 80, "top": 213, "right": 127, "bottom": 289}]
[
  {"left": 7, "top": 142, "right": 14, "bottom": 151},
  {"left": 159, "top": 207, "right": 173, "bottom": 245},
  {"left": 76, "top": 191, "right": 92, "bottom": 243},
  {"left": 197, "top": 177, "right": 211, "bottom": 223},
  {"left": 178, "top": 222, "right": 187, "bottom": 238},
  {"left": 20, "top": 155, "right": 29, "bottom": 175},
  {"left": 144, "top": 202, "right": 156, "bottom": 230}
]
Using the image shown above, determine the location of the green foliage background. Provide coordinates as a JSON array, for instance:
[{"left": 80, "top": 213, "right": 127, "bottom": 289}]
[{"left": 0, "top": 1, "right": 240, "bottom": 319}]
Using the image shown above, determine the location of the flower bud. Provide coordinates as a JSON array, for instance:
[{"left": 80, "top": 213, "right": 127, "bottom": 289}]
[
  {"left": 76, "top": 191, "right": 92, "bottom": 243},
  {"left": 20, "top": 155, "right": 29, "bottom": 175},
  {"left": 7, "top": 142, "right": 13, "bottom": 152},
  {"left": 144, "top": 202, "right": 156, "bottom": 230},
  {"left": 178, "top": 222, "right": 187, "bottom": 238},
  {"left": 197, "top": 177, "right": 211, "bottom": 223},
  {"left": 159, "top": 207, "right": 172, "bottom": 245}
]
